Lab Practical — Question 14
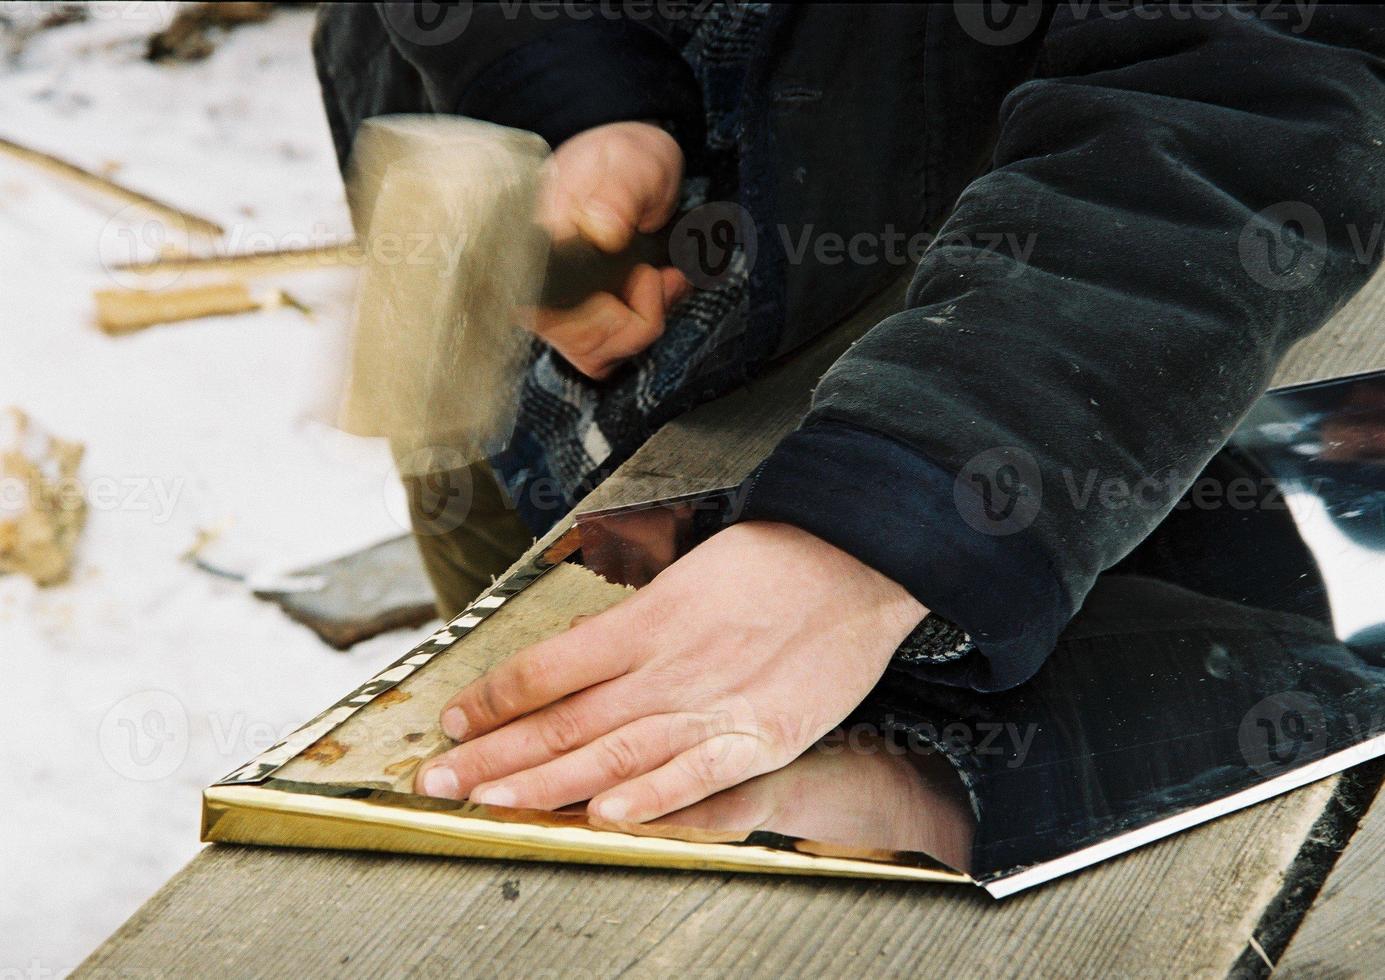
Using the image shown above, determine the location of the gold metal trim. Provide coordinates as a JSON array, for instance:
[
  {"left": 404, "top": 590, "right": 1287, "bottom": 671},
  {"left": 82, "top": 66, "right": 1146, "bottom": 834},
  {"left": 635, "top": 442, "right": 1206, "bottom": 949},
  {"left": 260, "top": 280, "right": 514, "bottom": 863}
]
[{"left": 202, "top": 783, "right": 971, "bottom": 884}]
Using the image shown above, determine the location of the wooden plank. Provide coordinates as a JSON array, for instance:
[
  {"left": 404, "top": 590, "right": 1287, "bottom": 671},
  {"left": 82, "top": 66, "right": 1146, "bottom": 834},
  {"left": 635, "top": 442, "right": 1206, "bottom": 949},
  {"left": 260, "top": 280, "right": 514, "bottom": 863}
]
[
  {"left": 75, "top": 784, "right": 1333, "bottom": 978},
  {"left": 1274, "top": 263, "right": 1385, "bottom": 385},
  {"left": 79, "top": 264, "right": 1385, "bottom": 976},
  {"left": 1275, "top": 772, "right": 1385, "bottom": 978}
]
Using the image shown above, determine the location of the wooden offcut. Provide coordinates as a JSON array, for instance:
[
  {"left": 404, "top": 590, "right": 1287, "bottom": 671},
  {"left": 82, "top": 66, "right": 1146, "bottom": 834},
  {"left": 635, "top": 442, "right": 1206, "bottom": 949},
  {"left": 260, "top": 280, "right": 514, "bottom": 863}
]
[
  {"left": 110, "top": 240, "right": 362, "bottom": 281},
  {"left": 0, "top": 134, "right": 223, "bottom": 238},
  {"left": 93, "top": 282, "right": 262, "bottom": 335}
]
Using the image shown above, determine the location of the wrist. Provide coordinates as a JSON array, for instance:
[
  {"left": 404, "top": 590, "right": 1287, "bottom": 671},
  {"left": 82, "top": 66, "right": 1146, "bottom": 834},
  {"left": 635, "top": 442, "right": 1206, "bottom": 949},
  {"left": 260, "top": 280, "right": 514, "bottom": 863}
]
[{"left": 733, "top": 520, "right": 927, "bottom": 634}]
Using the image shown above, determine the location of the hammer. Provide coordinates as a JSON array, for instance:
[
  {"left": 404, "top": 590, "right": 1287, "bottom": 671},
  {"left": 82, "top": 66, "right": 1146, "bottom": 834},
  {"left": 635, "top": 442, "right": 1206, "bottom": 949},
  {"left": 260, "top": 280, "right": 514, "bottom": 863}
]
[{"left": 334, "top": 115, "right": 674, "bottom": 475}]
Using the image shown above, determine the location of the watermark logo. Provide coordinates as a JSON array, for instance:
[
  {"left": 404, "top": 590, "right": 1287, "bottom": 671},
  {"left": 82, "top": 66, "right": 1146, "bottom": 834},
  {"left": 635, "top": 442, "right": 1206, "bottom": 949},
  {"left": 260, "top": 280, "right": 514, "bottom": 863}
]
[
  {"left": 955, "top": 446, "right": 1043, "bottom": 536},
  {"left": 669, "top": 201, "right": 756, "bottom": 289},
  {"left": 1238, "top": 691, "right": 1327, "bottom": 776},
  {"left": 380, "top": 1, "right": 474, "bottom": 45},
  {"left": 98, "top": 690, "right": 189, "bottom": 781},
  {"left": 97, "top": 205, "right": 192, "bottom": 291},
  {"left": 954, "top": 0, "right": 1045, "bottom": 46},
  {"left": 388, "top": 446, "right": 476, "bottom": 536},
  {"left": 1238, "top": 200, "right": 1327, "bottom": 292}
]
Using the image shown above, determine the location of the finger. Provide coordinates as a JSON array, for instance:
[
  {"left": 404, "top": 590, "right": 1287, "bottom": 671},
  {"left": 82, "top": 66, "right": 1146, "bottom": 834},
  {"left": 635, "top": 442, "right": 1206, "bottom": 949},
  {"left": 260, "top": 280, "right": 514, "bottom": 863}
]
[
  {"left": 588, "top": 731, "right": 770, "bottom": 823},
  {"left": 536, "top": 268, "right": 667, "bottom": 379},
  {"left": 633, "top": 782, "right": 774, "bottom": 834},
  {"left": 438, "top": 615, "right": 638, "bottom": 742},
  {"left": 604, "top": 264, "right": 667, "bottom": 355},
  {"left": 468, "top": 712, "right": 708, "bottom": 811},
  {"left": 577, "top": 139, "right": 680, "bottom": 250},
  {"left": 415, "top": 679, "right": 644, "bottom": 801},
  {"left": 575, "top": 198, "right": 635, "bottom": 253},
  {"left": 530, "top": 291, "right": 644, "bottom": 380},
  {"left": 565, "top": 266, "right": 666, "bottom": 375},
  {"left": 660, "top": 266, "right": 692, "bottom": 309}
]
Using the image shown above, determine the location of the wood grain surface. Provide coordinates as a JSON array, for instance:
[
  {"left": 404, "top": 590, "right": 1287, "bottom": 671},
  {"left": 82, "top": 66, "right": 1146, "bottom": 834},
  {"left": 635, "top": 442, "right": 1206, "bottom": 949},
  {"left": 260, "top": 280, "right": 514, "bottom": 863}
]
[{"left": 1276, "top": 777, "right": 1385, "bottom": 979}]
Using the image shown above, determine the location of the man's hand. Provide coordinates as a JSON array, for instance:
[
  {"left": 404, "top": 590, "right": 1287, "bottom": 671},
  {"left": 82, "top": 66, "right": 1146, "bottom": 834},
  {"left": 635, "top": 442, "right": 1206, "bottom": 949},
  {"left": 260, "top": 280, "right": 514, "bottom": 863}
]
[
  {"left": 533, "top": 121, "right": 691, "bottom": 380},
  {"left": 415, "top": 521, "right": 927, "bottom": 822}
]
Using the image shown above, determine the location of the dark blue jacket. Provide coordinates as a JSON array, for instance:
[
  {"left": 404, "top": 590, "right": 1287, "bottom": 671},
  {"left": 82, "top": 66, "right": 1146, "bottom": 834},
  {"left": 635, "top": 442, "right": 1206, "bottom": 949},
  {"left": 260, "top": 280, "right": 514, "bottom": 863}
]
[{"left": 316, "top": 3, "right": 1385, "bottom": 691}]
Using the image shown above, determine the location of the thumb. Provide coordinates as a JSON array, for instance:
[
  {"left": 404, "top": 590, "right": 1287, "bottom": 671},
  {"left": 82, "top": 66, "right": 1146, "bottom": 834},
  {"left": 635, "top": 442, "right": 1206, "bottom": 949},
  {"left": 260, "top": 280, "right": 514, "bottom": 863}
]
[{"left": 576, "top": 193, "right": 641, "bottom": 254}]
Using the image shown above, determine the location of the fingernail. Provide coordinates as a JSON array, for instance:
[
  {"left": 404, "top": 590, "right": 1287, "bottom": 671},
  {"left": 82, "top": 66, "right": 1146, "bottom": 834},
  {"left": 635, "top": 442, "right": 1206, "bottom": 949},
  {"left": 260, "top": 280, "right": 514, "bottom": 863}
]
[
  {"left": 594, "top": 797, "right": 629, "bottom": 822},
  {"left": 581, "top": 201, "right": 622, "bottom": 240},
  {"left": 441, "top": 707, "right": 468, "bottom": 741},
  {"left": 470, "top": 784, "right": 517, "bottom": 808},
  {"left": 421, "top": 766, "right": 460, "bottom": 799}
]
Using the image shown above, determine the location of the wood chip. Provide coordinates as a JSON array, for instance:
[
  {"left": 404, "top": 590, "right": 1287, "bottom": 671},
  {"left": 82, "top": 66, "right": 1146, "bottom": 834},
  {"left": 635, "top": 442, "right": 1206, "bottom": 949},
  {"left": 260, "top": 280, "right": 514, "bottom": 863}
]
[
  {"left": 109, "top": 241, "right": 362, "bottom": 282},
  {"left": 0, "top": 408, "right": 86, "bottom": 587},
  {"left": 93, "top": 282, "right": 261, "bottom": 335},
  {"left": 0, "top": 135, "right": 223, "bottom": 238}
]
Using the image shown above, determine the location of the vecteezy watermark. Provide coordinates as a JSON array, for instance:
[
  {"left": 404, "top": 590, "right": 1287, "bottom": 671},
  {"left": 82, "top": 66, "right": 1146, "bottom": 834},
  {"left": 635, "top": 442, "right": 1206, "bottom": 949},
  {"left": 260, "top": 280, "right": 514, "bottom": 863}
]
[
  {"left": 953, "top": 0, "right": 1047, "bottom": 46},
  {"left": 377, "top": 0, "right": 728, "bottom": 46},
  {"left": 955, "top": 446, "right": 1044, "bottom": 536},
  {"left": 0, "top": 472, "right": 185, "bottom": 525},
  {"left": 1238, "top": 692, "right": 1328, "bottom": 776},
  {"left": 951, "top": 452, "right": 1332, "bottom": 536},
  {"left": 669, "top": 209, "right": 1038, "bottom": 286},
  {"left": 0, "top": 960, "right": 85, "bottom": 980},
  {"left": 669, "top": 201, "right": 757, "bottom": 289},
  {"left": 820, "top": 717, "right": 1039, "bottom": 768},
  {"left": 954, "top": 0, "right": 1317, "bottom": 47},
  {"left": 779, "top": 224, "right": 1036, "bottom": 276},
  {"left": 1062, "top": 469, "right": 1320, "bottom": 516},
  {"left": 97, "top": 209, "right": 462, "bottom": 292},
  {"left": 385, "top": 446, "right": 477, "bottom": 537},
  {"left": 380, "top": 0, "right": 475, "bottom": 45},
  {"left": 1238, "top": 200, "right": 1329, "bottom": 292},
  {"left": 97, "top": 690, "right": 343, "bottom": 782},
  {"left": 1237, "top": 200, "right": 1385, "bottom": 292},
  {"left": 0, "top": 0, "right": 181, "bottom": 24},
  {"left": 99, "top": 690, "right": 190, "bottom": 781}
]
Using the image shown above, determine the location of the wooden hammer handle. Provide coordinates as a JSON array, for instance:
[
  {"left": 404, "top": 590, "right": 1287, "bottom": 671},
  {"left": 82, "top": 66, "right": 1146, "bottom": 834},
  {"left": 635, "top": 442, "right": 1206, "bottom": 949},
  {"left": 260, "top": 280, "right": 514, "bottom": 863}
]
[{"left": 538, "top": 219, "right": 679, "bottom": 309}]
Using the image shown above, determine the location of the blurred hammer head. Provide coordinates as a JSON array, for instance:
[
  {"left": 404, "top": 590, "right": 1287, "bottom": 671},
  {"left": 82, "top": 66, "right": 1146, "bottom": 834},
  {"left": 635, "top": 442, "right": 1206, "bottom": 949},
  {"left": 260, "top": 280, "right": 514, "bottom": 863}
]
[{"left": 336, "top": 115, "right": 551, "bottom": 476}]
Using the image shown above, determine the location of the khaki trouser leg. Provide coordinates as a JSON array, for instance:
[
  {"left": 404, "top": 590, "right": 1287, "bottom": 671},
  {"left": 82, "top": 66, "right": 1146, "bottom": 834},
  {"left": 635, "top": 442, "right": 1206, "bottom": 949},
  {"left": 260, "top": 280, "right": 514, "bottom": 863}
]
[{"left": 402, "top": 461, "right": 534, "bottom": 621}]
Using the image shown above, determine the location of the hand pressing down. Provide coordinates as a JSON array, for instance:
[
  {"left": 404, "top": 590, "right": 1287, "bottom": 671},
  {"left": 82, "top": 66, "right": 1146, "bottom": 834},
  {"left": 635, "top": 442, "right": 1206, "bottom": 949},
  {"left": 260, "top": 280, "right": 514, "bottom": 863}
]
[{"left": 415, "top": 521, "right": 927, "bottom": 823}]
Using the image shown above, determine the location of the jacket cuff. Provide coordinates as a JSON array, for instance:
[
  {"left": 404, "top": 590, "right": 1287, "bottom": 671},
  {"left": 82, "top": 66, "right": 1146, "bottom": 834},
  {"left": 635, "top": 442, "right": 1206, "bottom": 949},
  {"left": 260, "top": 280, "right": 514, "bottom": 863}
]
[
  {"left": 737, "top": 421, "right": 1071, "bottom": 692},
  {"left": 456, "top": 20, "right": 705, "bottom": 160}
]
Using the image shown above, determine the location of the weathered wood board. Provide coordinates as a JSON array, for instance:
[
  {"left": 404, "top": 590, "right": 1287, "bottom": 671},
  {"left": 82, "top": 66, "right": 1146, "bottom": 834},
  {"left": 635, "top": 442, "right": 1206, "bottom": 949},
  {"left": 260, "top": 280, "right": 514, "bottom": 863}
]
[
  {"left": 75, "top": 783, "right": 1335, "bottom": 978},
  {"left": 1276, "top": 774, "right": 1385, "bottom": 978},
  {"left": 79, "top": 262, "right": 1385, "bottom": 976}
]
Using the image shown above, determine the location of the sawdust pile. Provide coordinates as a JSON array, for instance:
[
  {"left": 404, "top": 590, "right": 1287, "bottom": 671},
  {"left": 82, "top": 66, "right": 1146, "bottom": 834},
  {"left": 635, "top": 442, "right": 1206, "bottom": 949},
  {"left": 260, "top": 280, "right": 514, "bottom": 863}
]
[{"left": 0, "top": 408, "right": 86, "bottom": 586}]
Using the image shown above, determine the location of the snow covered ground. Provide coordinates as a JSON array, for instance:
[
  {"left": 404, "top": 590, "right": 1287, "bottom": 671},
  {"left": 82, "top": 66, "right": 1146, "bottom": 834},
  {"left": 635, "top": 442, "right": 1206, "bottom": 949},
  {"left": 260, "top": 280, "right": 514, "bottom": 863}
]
[{"left": 0, "top": 5, "right": 438, "bottom": 968}]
